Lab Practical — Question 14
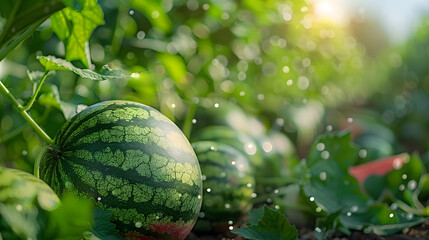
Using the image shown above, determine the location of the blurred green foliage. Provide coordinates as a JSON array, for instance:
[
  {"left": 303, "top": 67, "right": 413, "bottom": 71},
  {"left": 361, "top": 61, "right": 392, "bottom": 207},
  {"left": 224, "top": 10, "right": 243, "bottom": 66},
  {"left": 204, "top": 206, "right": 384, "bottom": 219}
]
[{"left": 2, "top": 0, "right": 429, "bottom": 238}]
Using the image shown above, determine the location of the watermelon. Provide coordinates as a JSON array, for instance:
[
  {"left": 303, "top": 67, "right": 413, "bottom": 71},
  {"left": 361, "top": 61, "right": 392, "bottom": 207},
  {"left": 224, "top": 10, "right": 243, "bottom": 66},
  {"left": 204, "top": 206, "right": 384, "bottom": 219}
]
[
  {"left": 0, "top": 167, "right": 60, "bottom": 211},
  {"left": 255, "top": 130, "right": 297, "bottom": 181},
  {"left": 39, "top": 100, "right": 202, "bottom": 240},
  {"left": 191, "top": 141, "right": 255, "bottom": 232},
  {"left": 192, "top": 126, "right": 263, "bottom": 168},
  {"left": 194, "top": 98, "right": 265, "bottom": 137},
  {"left": 0, "top": 167, "right": 60, "bottom": 239}
]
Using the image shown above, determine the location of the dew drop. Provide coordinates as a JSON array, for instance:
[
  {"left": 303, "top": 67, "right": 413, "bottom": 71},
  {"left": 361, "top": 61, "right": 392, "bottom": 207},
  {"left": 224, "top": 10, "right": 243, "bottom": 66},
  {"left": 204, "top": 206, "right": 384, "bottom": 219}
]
[
  {"left": 151, "top": 11, "right": 160, "bottom": 19},
  {"left": 262, "top": 141, "right": 273, "bottom": 153},
  {"left": 286, "top": 79, "right": 293, "bottom": 86},
  {"left": 16, "top": 204, "right": 22, "bottom": 211},
  {"left": 206, "top": 188, "right": 211, "bottom": 192},
  {"left": 22, "top": 150, "right": 28, "bottom": 156},
  {"left": 225, "top": 203, "right": 231, "bottom": 209},
  {"left": 321, "top": 150, "right": 330, "bottom": 159},
  {"left": 266, "top": 198, "right": 273, "bottom": 203},
  {"left": 275, "top": 205, "right": 280, "bottom": 209},
  {"left": 274, "top": 189, "right": 279, "bottom": 194},
  {"left": 315, "top": 227, "right": 322, "bottom": 233},
  {"left": 202, "top": 3, "right": 210, "bottom": 10},
  {"left": 135, "top": 222, "right": 142, "bottom": 228},
  {"left": 171, "top": 103, "right": 176, "bottom": 108},
  {"left": 247, "top": 183, "right": 252, "bottom": 188},
  {"left": 129, "top": 10, "right": 134, "bottom": 15},
  {"left": 326, "top": 125, "right": 333, "bottom": 132},
  {"left": 399, "top": 184, "right": 405, "bottom": 191},
  {"left": 309, "top": 196, "right": 315, "bottom": 202},
  {"left": 210, "top": 146, "right": 216, "bottom": 151},
  {"left": 199, "top": 212, "right": 205, "bottom": 218},
  {"left": 406, "top": 212, "right": 413, "bottom": 220},
  {"left": 316, "top": 143, "right": 325, "bottom": 151},
  {"left": 351, "top": 205, "right": 359, "bottom": 212},
  {"left": 229, "top": 226, "right": 234, "bottom": 230},
  {"left": 251, "top": 193, "right": 257, "bottom": 198},
  {"left": 228, "top": 220, "right": 233, "bottom": 225},
  {"left": 346, "top": 211, "right": 352, "bottom": 216},
  {"left": 97, "top": 197, "right": 102, "bottom": 201},
  {"left": 192, "top": 119, "right": 197, "bottom": 124},
  {"left": 201, "top": 175, "right": 207, "bottom": 181},
  {"left": 347, "top": 117, "right": 353, "bottom": 123},
  {"left": 131, "top": 72, "right": 140, "bottom": 79},
  {"left": 319, "top": 171, "right": 327, "bottom": 181},
  {"left": 402, "top": 174, "right": 407, "bottom": 180},
  {"left": 231, "top": 160, "right": 236, "bottom": 165},
  {"left": 316, "top": 207, "right": 322, "bottom": 212},
  {"left": 257, "top": 93, "right": 265, "bottom": 100},
  {"left": 137, "top": 31, "right": 146, "bottom": 39},
  {"left": 408, "top": 180, "right": 417, "bottom": 190},
  {"left": 393, "top": 158, "right": 403, "bottom": 169},
  {"left": 359, "top": 149, "right": 367, "bottom": 158},
  {"left": 283, "top": 66, "right": 290, "bottom": 73},
  {"left": 239, "top": 91, "right": 246, "bottom": 96},
  {"left": 244, "top": 143, "right": 257, "bottom": 155},
  {"left": 214, "top": 103, "right": 219, "bottom": 108},
  {"left": 389, "top": 213, "right": 394, "bottom": 218},
  {"left": 390, "top": 203, "right": 398, "bottom": 210},
  {"left": 197, "top": 195, "right": 202, "bottom": 199}
]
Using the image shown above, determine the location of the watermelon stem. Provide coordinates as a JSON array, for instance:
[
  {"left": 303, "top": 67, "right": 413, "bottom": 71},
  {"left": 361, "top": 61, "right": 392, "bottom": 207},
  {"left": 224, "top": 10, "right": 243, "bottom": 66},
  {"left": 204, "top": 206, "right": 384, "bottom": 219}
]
[
  {"left": 22, "top": 71, "right": 50, "bottom": 111},
  {"left": 34, "top": 145, "right": 50, "bottom": 178},
  {"left": 182, "top": 103, "right": 197, "bottom": 139},
  {"left": 0, "top": 78, "right": 54, "bottom": 144}
]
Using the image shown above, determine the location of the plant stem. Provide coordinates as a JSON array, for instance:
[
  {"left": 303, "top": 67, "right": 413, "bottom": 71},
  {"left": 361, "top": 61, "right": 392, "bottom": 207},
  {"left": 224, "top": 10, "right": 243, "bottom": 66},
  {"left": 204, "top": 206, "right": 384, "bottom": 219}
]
[
  {"left": 0, "top": 80, "right": 53, "bottom": 144},
  {"left": 22, "top": 71, "right": 49, "bottom": 111},
  {"left": 0, "top": 18, "right": 45, "bottom": 62},
  {"left": 182, "top": 103, "right": 197, "bottom": 139},
  {"left": 0, "top": 0, "right": 22, "bottom": 46},
  {"left": 34, "top": 145, "right": 49, "bottom": 178}
]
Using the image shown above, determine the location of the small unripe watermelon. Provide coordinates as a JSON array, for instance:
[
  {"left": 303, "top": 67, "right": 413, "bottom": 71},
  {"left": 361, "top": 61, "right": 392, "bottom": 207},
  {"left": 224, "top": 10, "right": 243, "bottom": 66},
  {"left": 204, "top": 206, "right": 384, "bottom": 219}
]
[
  {"left": 40, "top": 100, "right": 203, "bottom": 240},
  {"left": 191, "top": 141, "right": 255, "bottom": 232},
  {"left": 0, "top": 167, "right": 60, "bottom": 211},
  {"left": 192, "top": 126, "right": 263, "bottom": 168}
]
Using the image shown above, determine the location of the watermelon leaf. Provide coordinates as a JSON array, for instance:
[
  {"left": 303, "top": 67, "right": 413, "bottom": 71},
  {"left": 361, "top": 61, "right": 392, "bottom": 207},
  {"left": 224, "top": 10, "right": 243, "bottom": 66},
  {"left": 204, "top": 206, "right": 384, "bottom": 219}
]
[
  {"left": 50, "top": 0, "right": 104, "bottom": 67},
  {"left": 37, "top": 55, "right": 130, "bottom": 81},
  {"left": 90, "top": 208, "right": 123, "bottom": 240},
  {"left": 232, "top": 206, "right": 298, "bottom": 240}
]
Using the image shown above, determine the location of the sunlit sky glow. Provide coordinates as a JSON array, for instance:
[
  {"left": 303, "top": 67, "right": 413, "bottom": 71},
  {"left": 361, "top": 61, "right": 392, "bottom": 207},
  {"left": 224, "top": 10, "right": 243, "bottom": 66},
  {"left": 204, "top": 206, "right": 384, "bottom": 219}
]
[{"left": 329, "top": 0, "right": 429, "bottom": 43}]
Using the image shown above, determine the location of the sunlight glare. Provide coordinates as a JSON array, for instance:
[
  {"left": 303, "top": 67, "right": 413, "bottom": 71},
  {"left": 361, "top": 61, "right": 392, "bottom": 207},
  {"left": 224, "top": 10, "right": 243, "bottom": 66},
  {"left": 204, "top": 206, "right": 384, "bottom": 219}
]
[{"left": 314, "top": 0, "right": 348, "bottom": 25}]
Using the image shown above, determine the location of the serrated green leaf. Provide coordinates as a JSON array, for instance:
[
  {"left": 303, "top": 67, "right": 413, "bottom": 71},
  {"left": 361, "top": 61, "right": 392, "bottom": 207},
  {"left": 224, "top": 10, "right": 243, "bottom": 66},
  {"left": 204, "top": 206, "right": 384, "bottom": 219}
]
[
  {"left": 315, "top": 211, "right": 348, "bottom": 240},
  {"left": 38, "top": 55, "right": 130, "bottom": 80},
  {"left": 50, "top": 0, "right": 104, "bottom": 67},
  {"left": 91, "top": 208, "right": 122, "bottom": 240},
  {"left": 232, "top": 206, "right": 298, "bottom": 240},
  {"left": 247, "top": 207, "right": 265, "bottom": 226},
  {"left": 307, "top": 131, "right": 359, "bottom": 170},
  {"left": 50, "top": 9, "right": 71, "bottom": 41}
]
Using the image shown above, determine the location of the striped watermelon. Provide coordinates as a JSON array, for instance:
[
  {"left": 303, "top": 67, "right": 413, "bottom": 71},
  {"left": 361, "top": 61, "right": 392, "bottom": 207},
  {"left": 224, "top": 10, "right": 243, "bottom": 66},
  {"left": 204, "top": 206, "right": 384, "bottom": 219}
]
[
  {"left": 0, "top": 167, "right": 60, "bottom": 211},
  {"left": 39, "top": 100, "right": 202, "bottom": 240},
  {"left": 191, "top": 141, "right": 255, "bottom": 233},
  {"left": 192, "top": 126, "right": 263, "bottom": 168}
]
